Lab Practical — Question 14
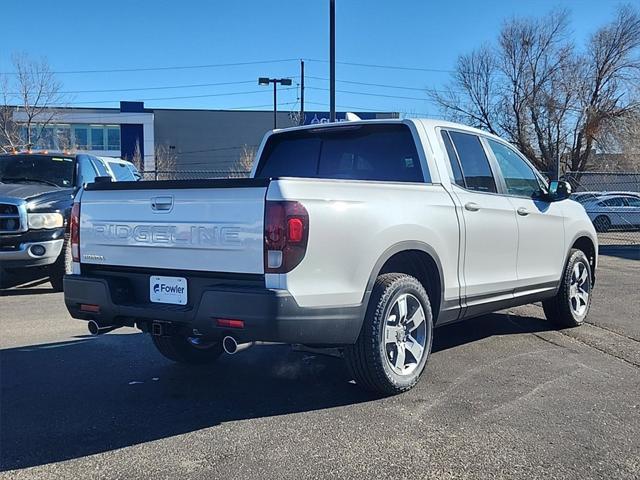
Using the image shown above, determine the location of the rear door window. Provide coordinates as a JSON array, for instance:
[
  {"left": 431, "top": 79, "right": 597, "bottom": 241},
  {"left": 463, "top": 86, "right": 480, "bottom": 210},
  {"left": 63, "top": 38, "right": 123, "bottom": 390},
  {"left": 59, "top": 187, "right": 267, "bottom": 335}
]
[
  {"left": 447, "top": 131, "right": 497, "bottom": 193},
  {"left": 440, "top": 130, "right": 465, "bottom": 188},
  {"left": 599, "top": 197, "right": 625, "bottom": 207},
  {"left": 256, "top": 124, "right": 427, "bottom": 183}
]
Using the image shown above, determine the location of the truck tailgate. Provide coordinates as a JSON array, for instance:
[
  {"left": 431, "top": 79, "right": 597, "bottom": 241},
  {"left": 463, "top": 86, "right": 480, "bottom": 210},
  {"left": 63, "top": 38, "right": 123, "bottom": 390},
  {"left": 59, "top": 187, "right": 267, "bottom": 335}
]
[{"left": 79, "top": 180, "right": 267, "bottom": 274}]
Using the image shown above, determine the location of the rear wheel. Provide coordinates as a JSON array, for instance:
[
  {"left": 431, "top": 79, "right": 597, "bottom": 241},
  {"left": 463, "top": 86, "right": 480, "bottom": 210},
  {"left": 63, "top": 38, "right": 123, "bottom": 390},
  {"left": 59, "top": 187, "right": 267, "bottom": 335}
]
[
  {"left": 543, "top": 249, "right": 592, "bottom": 328},
  {"left": 345, "top": 273, "right": 433, "bottom": 395},
  {"left": 593, "top": 215, "right": 611, "bottom": 233},
  {"left": 151, "top": 334, "right": 224, "bottom": 364}
]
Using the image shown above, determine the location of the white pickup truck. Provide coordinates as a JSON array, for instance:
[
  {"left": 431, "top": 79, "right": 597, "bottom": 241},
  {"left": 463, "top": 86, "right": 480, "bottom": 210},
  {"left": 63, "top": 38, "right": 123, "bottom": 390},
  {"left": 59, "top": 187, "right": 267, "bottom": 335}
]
[{"left": 64, "top": 119, "right": 598, "bottom": 394}]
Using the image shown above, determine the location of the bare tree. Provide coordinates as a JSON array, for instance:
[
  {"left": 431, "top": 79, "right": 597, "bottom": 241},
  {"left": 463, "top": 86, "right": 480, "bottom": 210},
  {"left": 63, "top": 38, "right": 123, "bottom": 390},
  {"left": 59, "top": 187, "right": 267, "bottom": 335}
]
[
  {"left": 155, "top": 144, "right": 177, "bottom": 171},
  {"left": 429, "top": 5, "right": 640, "bottom": 175},
  {"left": 234, "top": 144, "right": 257, "bottom": 176},
  {"left": 0, "top": 53, "right": 66, "bottom": 152},
  {"left": 131, "top": 140, "right": 143, "bottom": 172},
  {"left": 430, "top": 46, "right": 501, "bottom": 135},
  {"left": 597, "top": 111, "right": 640, "bottom": 171},
  {"left": 570, "top": 5, "right": 640, "bottom": 172}
]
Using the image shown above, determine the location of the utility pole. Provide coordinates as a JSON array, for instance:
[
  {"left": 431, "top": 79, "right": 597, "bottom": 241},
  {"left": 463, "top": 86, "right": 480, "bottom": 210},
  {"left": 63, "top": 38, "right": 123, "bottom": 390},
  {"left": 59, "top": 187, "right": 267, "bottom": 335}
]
[
  {"left": 329, "top": 0, "right": 336, "bottom": 122},
  {"left": 300, "top": 60, "right": 305, "bottom": 126},
  {"left": 273, "top": 81, "right": 277, "bottom": 129}
]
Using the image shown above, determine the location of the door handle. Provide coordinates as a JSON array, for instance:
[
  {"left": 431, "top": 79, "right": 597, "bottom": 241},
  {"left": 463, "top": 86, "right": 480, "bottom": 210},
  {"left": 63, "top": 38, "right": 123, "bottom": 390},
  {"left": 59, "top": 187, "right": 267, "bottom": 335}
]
[
  {"left": 151, "top": 196, "right": 174, "bottom": 211},
  {"left": 464, "top": 202, "right": 480, "bottom": 212},
  {"left": 517, "top": 207, "right": 529, "bottom": 216}
]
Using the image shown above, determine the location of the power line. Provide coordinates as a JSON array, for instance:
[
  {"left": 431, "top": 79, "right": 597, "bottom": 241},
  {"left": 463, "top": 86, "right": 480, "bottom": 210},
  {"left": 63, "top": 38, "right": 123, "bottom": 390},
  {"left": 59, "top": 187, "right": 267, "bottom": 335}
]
[
  {"left": 307, "top": 86, "right": 430, "bottom": 102},
  {"left": 59, "top": 76, "right": 297, "bottom": 95},
  {"left": 307, "top": 76, "right": 469, "bottom": 96},
  {"left": 307, "top": 76, "right": 427, "bottom": 92},
  {"left": 58, "top": 88, "right": 297, "bottom": 106},
  {"left": 5, "top": 102, "right": 299, "bottom": 122},
  {"left": 53, "top": 80, "right": 256, "bottom": 94},
  {"left": 305, "top": 58, "right": 456, "bottom": 74},
  {"left": 177, "top": 145, "right": 255, "bottom": 155},
  {"left": 304, "top": 101, "right": 442, "bottom": 118},
  {"left": 0, "top": 59, "right": 299, "bottom": 75}
]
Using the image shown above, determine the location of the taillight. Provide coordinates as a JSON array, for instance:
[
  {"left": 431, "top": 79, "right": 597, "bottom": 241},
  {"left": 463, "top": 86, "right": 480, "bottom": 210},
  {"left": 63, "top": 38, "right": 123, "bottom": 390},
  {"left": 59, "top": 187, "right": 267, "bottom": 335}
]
[
  {"left": 70, "top": 202, "right": 80, "bottom": 262},
  {"left": 264, "top": 201, "right": 309, "bottom": 273}
]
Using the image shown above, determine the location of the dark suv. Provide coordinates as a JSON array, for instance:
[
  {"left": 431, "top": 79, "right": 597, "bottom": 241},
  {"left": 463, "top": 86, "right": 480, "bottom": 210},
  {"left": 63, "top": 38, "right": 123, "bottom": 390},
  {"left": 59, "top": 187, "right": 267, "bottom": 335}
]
[{"left": 0, "top": 152, "right": 120, "bottom": 290}]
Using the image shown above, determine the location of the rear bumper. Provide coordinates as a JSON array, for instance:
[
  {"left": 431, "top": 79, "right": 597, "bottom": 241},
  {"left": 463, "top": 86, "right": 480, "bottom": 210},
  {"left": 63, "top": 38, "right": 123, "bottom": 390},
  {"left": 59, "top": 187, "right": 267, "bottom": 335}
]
[
  {"left": 0, "top": 238, "right": 64, "bottom": 268},
  {"left": 63, "top": 274, "right": 364, "bottom": 345}
]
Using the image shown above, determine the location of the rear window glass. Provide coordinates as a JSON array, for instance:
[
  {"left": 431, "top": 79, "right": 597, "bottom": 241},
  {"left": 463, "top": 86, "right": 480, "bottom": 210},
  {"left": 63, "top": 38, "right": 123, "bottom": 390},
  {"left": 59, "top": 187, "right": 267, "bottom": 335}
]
[
  {"left": 255, "top": 124, "right": 428, "bottom": 183},
  {"left": 108, "top": 162, "right": 137, "bottom": 181}
]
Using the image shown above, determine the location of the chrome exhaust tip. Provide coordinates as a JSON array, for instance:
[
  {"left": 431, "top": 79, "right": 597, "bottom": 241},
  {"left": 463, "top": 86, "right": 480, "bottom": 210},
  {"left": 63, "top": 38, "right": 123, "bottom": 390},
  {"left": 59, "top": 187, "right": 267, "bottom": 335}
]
[
  {"left": 88, "top": 320, "right": 117, "bottom": 336},
  {"left": 222, "top": 336, "right": 254, "bottom": 355}
]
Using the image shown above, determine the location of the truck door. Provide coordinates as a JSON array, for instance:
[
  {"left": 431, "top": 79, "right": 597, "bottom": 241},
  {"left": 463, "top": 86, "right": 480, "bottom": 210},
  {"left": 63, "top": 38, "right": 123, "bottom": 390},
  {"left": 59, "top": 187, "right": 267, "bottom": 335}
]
[
  {"left": 440, "top": 130, "right": 518, "bottom": 317},
  {"left": 485, "top": 138, "right": 565, "bottom": 296}
]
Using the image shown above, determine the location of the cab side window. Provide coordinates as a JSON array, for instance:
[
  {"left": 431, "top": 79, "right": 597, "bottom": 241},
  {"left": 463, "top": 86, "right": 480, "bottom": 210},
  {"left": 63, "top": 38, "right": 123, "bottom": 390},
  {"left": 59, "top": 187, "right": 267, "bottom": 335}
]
[
  {"left": 487, "top": 139, "right": 544, "bottom": 198},
  {"left": 447, "top": 131, "right": 497, "bottom": 193},
  {"left": 77, "top": 155, "right": 99, "bottom": 186},
  {"left": 90, "top": 156, "right": 111, "bottom": 178}
]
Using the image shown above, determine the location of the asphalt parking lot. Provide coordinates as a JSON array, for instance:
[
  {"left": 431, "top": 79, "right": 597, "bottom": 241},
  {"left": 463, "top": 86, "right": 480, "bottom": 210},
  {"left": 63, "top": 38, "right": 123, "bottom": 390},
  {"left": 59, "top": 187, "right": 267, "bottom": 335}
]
[{"left": 1, "top": 248, "right": 639, "bottom": 480}]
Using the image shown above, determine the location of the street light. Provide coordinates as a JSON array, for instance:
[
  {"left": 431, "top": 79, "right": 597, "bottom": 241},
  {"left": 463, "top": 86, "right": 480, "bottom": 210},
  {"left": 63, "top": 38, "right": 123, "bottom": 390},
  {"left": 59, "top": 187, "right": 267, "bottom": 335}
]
[{"left": 258, "top": 77, "right": 293, "bottom": 129}]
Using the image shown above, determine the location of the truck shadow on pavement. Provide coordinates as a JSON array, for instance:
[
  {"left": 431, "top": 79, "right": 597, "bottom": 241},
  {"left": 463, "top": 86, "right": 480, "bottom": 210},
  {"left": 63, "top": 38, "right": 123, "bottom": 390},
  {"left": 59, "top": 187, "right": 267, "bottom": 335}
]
[
  {"left": 0, "top": 312, "right": 555, "bottom": 472},
  {"left": 0, "top": 271, "right": 54, "bottom": 296}
]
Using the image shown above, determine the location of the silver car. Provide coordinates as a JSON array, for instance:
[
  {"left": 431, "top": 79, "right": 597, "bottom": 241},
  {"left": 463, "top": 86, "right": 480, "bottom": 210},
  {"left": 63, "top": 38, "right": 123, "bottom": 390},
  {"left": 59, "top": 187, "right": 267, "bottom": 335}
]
[{"left": 583, "top": 194, "right": 640, "bottom": 232}]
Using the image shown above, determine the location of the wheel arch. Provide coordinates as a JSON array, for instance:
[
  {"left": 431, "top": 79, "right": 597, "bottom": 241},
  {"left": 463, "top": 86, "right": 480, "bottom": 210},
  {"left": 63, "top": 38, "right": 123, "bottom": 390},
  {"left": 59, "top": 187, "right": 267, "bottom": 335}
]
[
  {"left": 362, "top": 242, "right": 444, "bottom": 324},
  {"left": 569, "top": 234, "right": 597, "bottom": 285}
]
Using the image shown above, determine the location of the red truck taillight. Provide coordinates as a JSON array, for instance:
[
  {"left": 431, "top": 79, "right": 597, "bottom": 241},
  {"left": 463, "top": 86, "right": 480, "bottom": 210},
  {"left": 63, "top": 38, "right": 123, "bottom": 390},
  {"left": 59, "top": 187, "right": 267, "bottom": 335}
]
[
  {"left": 70, "top": 202, "right": 80, "bottom": 262},
  {"left": 264, "top": 201, "right": 309, "bottom": 273}
]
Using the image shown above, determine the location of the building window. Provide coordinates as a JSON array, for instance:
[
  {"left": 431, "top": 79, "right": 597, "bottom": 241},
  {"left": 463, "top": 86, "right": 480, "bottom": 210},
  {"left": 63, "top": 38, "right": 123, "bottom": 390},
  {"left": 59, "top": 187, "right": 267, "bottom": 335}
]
[
  {"left": 90, "top": 127, "right": 105, "bottom": 150},
  {"left": 74, "top": 126, "right": 88, "bottom": 149},
  {"left": 107, "top": 126, "right": 120, "bottom": 150},
  {"left": 19, "top": 123, "right": 121, "bottom": 152}
]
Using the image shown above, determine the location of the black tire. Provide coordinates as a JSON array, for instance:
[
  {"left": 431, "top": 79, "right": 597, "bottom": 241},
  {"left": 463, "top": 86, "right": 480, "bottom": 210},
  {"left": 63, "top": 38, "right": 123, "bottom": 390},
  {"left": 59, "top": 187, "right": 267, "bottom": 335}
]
[
  {"left": 593, "top": 215, "right": 611, "bottom": 233},
  {"left": 543, "top": 249, "right": 593, "bottom": 328},
  {"left": 345, "top": 273, "right": 433, "bottom": 395},
  {"left": 151, "top": 334, "right": 224, "bottom": 364},
  {"left": 48, "top": 234, "right": 72, "bottom": 292}
]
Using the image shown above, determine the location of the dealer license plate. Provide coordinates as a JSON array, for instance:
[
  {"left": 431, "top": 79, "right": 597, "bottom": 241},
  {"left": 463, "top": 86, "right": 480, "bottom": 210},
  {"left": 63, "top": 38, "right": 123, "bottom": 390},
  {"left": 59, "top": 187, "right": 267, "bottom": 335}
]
[{"left": 150, "top": 276, "right": 187, "bottom": 305}]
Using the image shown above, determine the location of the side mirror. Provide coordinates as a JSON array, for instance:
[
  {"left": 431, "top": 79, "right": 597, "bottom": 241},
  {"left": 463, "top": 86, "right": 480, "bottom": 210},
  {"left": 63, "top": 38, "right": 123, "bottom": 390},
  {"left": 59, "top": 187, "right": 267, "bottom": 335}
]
[{"left": 548, "top": 180, "right": 572, "bottom": 201}]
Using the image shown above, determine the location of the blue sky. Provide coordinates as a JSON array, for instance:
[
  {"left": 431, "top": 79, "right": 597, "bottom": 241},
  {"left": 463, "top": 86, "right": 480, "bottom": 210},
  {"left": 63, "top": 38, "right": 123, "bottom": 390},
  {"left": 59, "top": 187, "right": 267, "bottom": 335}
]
[{"left": 0, "top": 0, "right": 626, "bottom": 116}]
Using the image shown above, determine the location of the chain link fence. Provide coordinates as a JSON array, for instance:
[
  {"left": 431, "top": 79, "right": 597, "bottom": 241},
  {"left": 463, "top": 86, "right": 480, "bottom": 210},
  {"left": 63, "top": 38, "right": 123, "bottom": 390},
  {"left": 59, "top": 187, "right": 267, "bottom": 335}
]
[
  {"left": 141, "top": 170, "right": 250, "bottom": 181},
  {"left": 140, "top": 169, "right": 639, "bottom": 247},
  {"left": 563, "top": 171, "right": 640, "bottom": 247}
]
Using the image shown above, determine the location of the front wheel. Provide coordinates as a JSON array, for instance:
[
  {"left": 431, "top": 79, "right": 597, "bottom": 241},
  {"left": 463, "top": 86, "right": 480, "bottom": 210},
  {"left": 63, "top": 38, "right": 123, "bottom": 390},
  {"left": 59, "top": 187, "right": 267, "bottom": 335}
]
[
  {"left": 543, "top": 249, "right": 593, "bottom": 328},
  {"left": 151, "top": 334, "right": 224, "bottom": 364},
  {"left": 345, "top": 273, "right": 433, "bottom": 395},
  {"left": 49, "top": 235, "right": 72, "bottom": 292}
]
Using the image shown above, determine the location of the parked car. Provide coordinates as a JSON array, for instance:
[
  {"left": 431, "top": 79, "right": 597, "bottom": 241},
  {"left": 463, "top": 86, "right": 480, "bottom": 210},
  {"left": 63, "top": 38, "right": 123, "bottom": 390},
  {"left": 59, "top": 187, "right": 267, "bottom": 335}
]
[
  {"left": 572, "top": 190, "right": 640, "bottom": 204},
  {"left": 98, "top": 156, "right": 141, "bottom": 181},
  {"left": 571, "top": 191, "right": 604, "bottom": 204},
  {"left": 63, "top": 119, "right": 598, "bottom": 394},
  {"left": 583, "top": 194, "right": 640, "bottom": 232},
  {"left": 0, "top": 151, "right": 135, "bottom": 290}
]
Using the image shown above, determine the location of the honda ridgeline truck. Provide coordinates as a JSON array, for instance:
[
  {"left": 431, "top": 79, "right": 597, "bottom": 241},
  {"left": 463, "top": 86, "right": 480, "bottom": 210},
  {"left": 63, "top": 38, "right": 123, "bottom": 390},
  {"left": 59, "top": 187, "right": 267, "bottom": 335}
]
[{"left": 63, "top": 120, "right": 597, "bottom": 394}]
